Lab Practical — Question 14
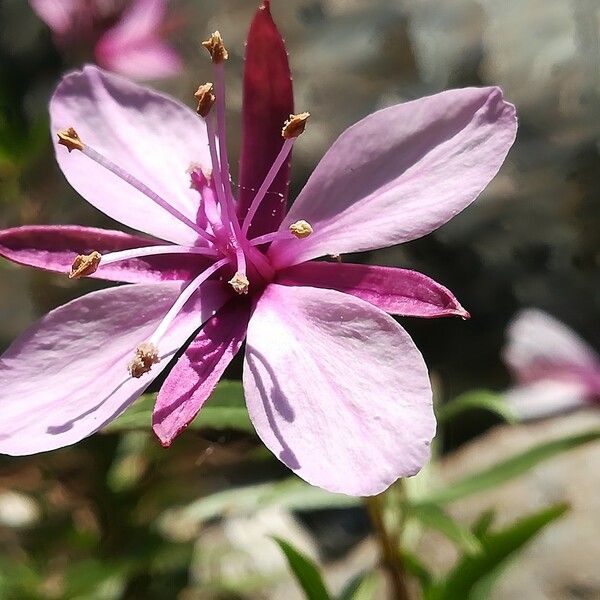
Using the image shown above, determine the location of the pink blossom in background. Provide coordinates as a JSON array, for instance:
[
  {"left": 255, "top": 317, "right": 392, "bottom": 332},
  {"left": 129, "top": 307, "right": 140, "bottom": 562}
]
[
  {"left": 29, "top": 0, "right": 181, "bottom": 79},
  {"left": 503, "top": 309, "right": 600, "bottom": 420},
  {"left": 0, "top": 2, "right": 517, "bottom": 495}
]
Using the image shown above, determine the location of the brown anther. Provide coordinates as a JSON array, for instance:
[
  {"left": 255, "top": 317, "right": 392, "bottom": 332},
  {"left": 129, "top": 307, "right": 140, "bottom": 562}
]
[
  {"left": 69, "top": 251, "right": 101, "bottom": 279},
  {"left": 282, "top": 112, "right": 310, "bottom": 139},
  {"left": 202, "top": 31, "right": 228, "bottom": 63},
  {"left": 57, "top": 127, "right": 84, "bottom": 152},
  {"left": 128, "top": 342, "right": 160, "bottom": 378},
  {"left": 289, "top": 220, "right": 313, "bottom": 239},
  {"left": 194, "top": 82, "right": 216, "bottom": 117},
  {"left": 228, "top": 272, "right": 249, "bottom": 295}
]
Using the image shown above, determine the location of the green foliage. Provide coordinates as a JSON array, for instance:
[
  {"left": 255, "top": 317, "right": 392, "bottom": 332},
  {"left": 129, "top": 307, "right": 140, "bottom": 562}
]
[
  {"left": 337, "top": 571, "right": 380, "bottom": 600},
  {"left": 273, "top": 537, "right": 332, "bottom": 600},
  {"left": 417, "top": 430, "right": 600, "bottom": 505},
  {"left": 107, "top": 380, "right": 253, "bottom": 434},
  {"left": 436, "top": 390, "right": 516, "bottom": 425}
]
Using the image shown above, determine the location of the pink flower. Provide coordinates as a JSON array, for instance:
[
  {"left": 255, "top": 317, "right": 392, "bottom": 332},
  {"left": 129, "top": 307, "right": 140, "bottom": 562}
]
[
  {"left": 30, "top": 0, "right": 181, "bottom": 79},
  {"left": 0, "top": 3, "right": 516, "bottom": 495},
  {"left": 503, "top": 309, "right": 600, "bottom": 420}
]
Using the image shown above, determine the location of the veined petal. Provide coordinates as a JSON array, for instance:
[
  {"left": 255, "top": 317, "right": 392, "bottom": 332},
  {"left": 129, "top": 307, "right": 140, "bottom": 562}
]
[
  {"left": 50, "top": 65, "right": 210, "bottom": 245},
  {"left": 0, "top": 225, "right": 210, "bottom": 283},
  {"left": 153, "top": 299, "right": 251, "bottom": 446},
  {"left": 0, "top": 281, "right": 227, "bottom": 456},
  {"left": 237, "top": 0, "right": 294, "bottom": 237},
  {"left": 269, "top": 87, "right": 517, "bottom": 268},
  {"left": 504, "top": 309, "right": 600, "bottom": 384},
  {"left": 96, "top": 0, "right": 182, "bottom": 80},
  {"left": 503, "top": 380, "right": 591, "bottom": 421},
  {"left": 243, "top": 284, "right": 435, "bottom": 496},
  {"left": 277, "top": 261, "right": 469, "bottom": 318}
]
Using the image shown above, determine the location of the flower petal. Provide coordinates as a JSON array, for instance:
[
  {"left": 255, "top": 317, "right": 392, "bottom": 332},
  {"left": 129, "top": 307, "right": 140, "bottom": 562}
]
[
  {"left": 243, "top": 284, "right": 435, "bottom": 496},
  {"left": 0, "top": 281, "right": 227, "bottom": 455},
  {"left": 95, "top": 0, "right": 182, "bottom": 80},
  {"left": 503, "top": 381, "right": 591, "bottom": 421},
  {"left": 237, "top": 0, "right": 294, "bottom": 237},
  {"left": 29, "top": 0, "right": 78, "bottom": 36},
  {"left": 269, "top": 87, "right": 517, "bottom": 268},
  {"left": 504, "top": 309, "right": 600, "bottom": 384},
  {"left": 0, "top": 225, "right": 210, "bottom": 283},
  {"left": 276, "top": 261, "right": 469, "bottom": 318},
  {"left": 153, "top": 299, "right": 251, "bottom": 446},
  {"left": 50, "top": 65, "right": 210, "bottom": 245}
]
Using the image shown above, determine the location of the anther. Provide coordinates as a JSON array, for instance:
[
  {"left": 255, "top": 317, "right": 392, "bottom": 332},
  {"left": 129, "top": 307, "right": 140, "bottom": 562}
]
[
  {"left": 282, "top": 113, "right": 310, "bottom": 139},
  {"left": 228, "top": 272, "right": 249, "bottom": 295},
  {"left": 69, "top": 251, "right": 101, "bottom": 279},
  {"left": 194, "top": 82, "right": 216, "bottom": 117},
  {"left": 202, "top": 31, "right": 229, "bottom": 63},
  {"left": 289, "top": 220, "right": 313, "bottom": 239},
  {"left": 57, "top": 127, "right": 84, "bottom": 152},
  {"left": 128, "top": 342, "right": 160, "bottom": 378}
]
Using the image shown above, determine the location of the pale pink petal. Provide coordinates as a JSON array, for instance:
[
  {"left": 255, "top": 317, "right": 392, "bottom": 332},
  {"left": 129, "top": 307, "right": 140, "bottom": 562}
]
[
  {"left": 504, "top": 309, "right": 600, "bottom": 384},
  {"left": 0, "top": 281, "right": 227, "bottom": 455},
  {"left": 277, "top": 261, "right": 469, "bottom": 318},
  {"left": 243, "top": 284, "right": 435, "bottom": 496},
  {"left": 29, "top": 0, "right": 78, "bottom": 36},
  {"left": 269, "top": 87, "right": 517, "bottom": 268},
  {"left": 0, "top": 225, "right": 210, "bottom": 283},
  {"left": 50, "top": 65, "right": 210, "bottom": 245},
  {"left": 504, "top": 380, "right": 591, "bottom": 421},
  {"left": 96, "top": 0, "right": 182, "bottom": 80},
  {"left": 153, "top": 300, "right": 250, "bottom": 446}
]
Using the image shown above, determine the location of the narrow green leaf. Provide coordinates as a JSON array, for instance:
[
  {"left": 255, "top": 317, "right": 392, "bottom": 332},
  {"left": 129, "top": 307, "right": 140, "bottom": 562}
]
[
  {"left": 436, "top": 390, "right": 516, "bottom": 425},
  {"left": 471, "top": 510, "right": 496, "bottom": 540},
  {"left": 408, "top": 504, "right": 482, "bottom": 555},
  {"left": 400, "top": 549, "right": 434, "bottom": 590},
  {"left": 419, "top": 430, "right": 600, "bottom": 505},
  {"left": 338, "top": 570, "right": 379, "bottom": 600},
  {"left": 106, "top": 380, "right": 253, "bottom": 433},
  {"left": 273, "top": 537, "right": 332, "bottom": 600},
  {"left": 432, "top": 503, "right": 568, "bottom": 600}
]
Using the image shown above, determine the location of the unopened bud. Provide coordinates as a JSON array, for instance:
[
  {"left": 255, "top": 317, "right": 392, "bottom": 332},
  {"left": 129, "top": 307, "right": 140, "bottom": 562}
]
[
  {"left": 289, "top": 220, "right": 313, "bottom": 239},
  {"left": 57, "top": 127, "right": 84, "bottom": 152},
  {"left": 282, "top": 112, "right": 310, "bottom": 139},
  {"left": 69, "top": 251, "right": 101, "bottom": 279},
  {"left": 202, "top": 31, "right": 228, "bottom": 63},
  {"left": 194, "top": 82, "right": 216, "bottom": 117},
  {"left": 228, "top": 272, "right": 249, "bottom": 295},
  {"left": 128, "top": 342, "right": 160, "bottom": 378}
]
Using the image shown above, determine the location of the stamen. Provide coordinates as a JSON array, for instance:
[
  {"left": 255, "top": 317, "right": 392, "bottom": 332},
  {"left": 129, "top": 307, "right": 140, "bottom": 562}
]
[
  {"left": 194, "top": 82, "right": 216, "bottom": 117},
  {"left": 57, "top": 127, "right": 84, "bottom": 152},
  {"left": 148, "top": 257, "right": 230, "bottom": 347},
  {"left": 289, "top": 220, "right": 313, "bottom": 239},
  {"left": 69, "top": 251, "right": 101, "bottom": 279},
  {"left": 100, "top": 245, "right": 218, "bottom": 266},
  {"left": 228, "top": 271, "right": 249, "bottom": 295},
  {"left": 128, "top": 342, "right": 160, "bottom": 378},
  {"left": 282, "top": 112, "right": 310, "bottom": 139},
  {"left": 57, "top": 130, "right": 215, "bottom": 244},
  {"left": 202, "top": 31, "right": 229, "bottom": 63}
]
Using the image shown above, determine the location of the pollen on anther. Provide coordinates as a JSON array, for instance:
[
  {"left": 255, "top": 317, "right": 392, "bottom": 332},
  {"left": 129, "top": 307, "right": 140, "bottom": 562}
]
[
  {"left": 202, "top": 31, "right": 228, "bottom": 63},
  {"left": 128, "top": 342, "right": 160, "bottom": 378},
  {"left": 228, "top": 272, "right": 249, "bottom": 295},
  {"left": 57, "top": 127, "right": 84, "bottom": 152},
  {"left": 282, "top": 113, "right": 310, "bottom": 139},
  {"left": 194, "top": 82, "right": 216, "bottom": 117},
  {"left": 289, "top": 220, "right": 313, "bottom": 239},
  {"left": 69, "top": 251, "right": 101, "bottom": 279}
]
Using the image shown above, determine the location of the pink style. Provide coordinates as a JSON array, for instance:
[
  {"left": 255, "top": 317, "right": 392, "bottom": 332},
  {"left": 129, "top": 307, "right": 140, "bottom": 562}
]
[
  {"left": 30, "top": 0, "right": 181, "bottom": 79},
  {"left": 0, "top": 2, "right": 517, "bottom": 495}
]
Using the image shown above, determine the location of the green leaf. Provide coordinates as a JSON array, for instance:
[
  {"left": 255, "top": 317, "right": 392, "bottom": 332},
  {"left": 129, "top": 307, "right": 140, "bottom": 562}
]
[
  {"left": 400, "top": 549, "right": 434, "bottom": 590},
  {"left": 471, "top": 510, "right": 496, "bottom": 540},
  {"left": 418, "top": 430, "right": 600, "bottom": 505},
  {"left": 430, "top": 503, "right": 568, "bottom": 600},
  {"left": 107, "top": 380, "right": 253, "bottom": 433},
  {"left": 273, "top": 537, "right": 332, "bottom": 600},
  {"left": 338, "top": 571, "right": 379, "bottom": 600},
  {"left": 407, "top": 504, "right": 482, "bottom": 555},
  {"left": 436, "top": 390, "right": 516, "bottom": 425}
]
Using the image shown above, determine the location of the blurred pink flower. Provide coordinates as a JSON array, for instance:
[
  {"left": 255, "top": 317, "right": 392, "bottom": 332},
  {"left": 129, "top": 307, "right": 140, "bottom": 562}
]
[
  {"left": 503, "top": 309, "right": 600, "bottom": 419},
  {"left": 0, "top": 3, "right": 516, "bottom": 495},
  {"left": 30, "top": 0, "right": 181, "bottom": 79}
]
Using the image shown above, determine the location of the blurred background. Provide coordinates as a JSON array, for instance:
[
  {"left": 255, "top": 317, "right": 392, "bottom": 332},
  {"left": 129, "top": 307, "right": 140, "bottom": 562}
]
[{"left": 0, "top": 1, "right": 598, "bottom": 599}]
